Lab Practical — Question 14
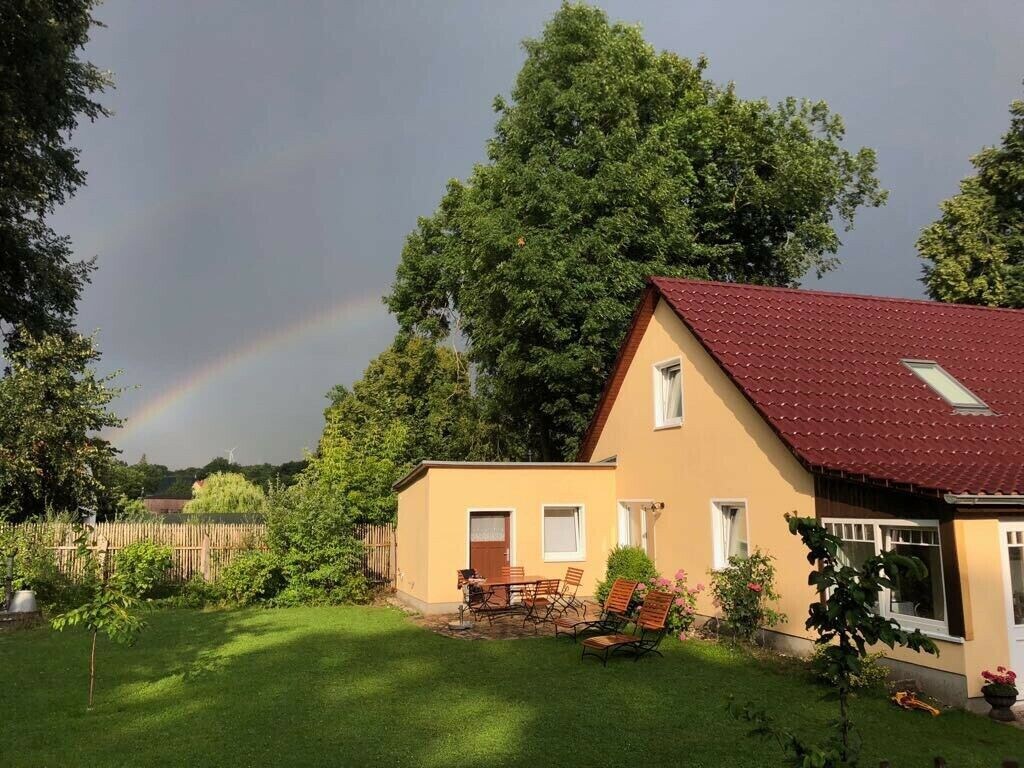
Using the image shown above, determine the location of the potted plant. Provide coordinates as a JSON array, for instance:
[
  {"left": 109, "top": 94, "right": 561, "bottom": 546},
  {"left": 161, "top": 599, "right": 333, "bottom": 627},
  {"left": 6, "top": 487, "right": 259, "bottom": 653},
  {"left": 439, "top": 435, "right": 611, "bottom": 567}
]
[{"left": 981, "top": 666, "right": 1018, "bottom": 722}]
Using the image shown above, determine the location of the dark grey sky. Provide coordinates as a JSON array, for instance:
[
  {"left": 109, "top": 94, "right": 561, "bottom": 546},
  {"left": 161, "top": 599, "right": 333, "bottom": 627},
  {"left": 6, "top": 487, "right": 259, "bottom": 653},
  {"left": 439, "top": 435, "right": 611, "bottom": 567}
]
[{"left": 57, "top": 1, "right": 1024, "bottom": 468}]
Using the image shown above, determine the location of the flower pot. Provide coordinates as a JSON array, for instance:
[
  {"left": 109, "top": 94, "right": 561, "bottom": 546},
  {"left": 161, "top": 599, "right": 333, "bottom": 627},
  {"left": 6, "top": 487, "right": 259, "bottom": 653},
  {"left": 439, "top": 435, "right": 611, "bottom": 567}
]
[
  {"left": 9, "top": 589, "right": 38, "bottom": 613},
  {"left": 982, "top": 687, "right": 1018, "bottom": 722}
]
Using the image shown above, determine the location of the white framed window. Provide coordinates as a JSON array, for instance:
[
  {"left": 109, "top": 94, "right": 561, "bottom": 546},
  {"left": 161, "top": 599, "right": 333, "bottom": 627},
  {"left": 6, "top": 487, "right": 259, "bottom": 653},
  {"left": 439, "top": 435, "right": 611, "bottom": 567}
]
[
  {"left": 542, "top": 504, "right": 585, "bottom": 562},
  {"left": 653, "top": 358, "right": 683, "bottom": 428},
  {"left": 711, "top": 500, "right": 749, "bottom": 569},
  {"left": 902, "top": 359, "right": 990, "bottom": 413},
  {"left": 824, "top": 518, "right": 950, "bottom": 636}
]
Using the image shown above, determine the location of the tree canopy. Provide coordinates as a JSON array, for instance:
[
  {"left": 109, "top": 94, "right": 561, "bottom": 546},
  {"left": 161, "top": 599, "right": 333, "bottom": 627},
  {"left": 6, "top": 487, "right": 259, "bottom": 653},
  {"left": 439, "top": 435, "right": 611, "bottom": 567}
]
[
  {"left": 918, "top": 92, "right": 1024, "bottom": 307},
  {"left": 0, "top": 331, "right": 123, "bottom": 521},
  {"left": 183, "top": 472, "right": 265, "bottom": 515},
  {"left": 387, "top": 3, "right": 885, "bottom": 460},
  {"left": 0, "top": 0, "right": 109, "bottom": 347}
]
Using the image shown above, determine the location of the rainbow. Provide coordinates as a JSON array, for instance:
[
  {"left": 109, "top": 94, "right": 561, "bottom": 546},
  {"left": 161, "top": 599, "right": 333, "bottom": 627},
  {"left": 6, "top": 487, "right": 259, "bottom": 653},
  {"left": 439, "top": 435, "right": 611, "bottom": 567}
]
[{"left": 115, "top": 293, "right": 388, "bottom": 441}]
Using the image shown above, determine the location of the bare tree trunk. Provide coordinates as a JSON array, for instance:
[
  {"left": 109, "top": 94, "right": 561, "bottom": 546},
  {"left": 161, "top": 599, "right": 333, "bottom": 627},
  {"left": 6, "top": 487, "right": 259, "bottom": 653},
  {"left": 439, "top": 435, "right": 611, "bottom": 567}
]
[{"left": 88, "top": 629, "right": 97, "bottom": 709}]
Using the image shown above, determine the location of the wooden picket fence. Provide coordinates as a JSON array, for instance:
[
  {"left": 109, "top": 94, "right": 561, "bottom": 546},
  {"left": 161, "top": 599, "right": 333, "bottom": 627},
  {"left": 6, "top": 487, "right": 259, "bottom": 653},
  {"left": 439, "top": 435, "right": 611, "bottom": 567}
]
[{"left": 3, "top": 521, "right": 396, "bottom": 587}]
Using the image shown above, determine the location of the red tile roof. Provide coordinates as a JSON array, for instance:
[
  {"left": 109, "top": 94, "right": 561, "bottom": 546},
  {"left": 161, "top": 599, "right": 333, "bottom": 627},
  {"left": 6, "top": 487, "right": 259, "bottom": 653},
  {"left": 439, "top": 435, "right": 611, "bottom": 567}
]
[{"left": 644, "top": 278, "right": 1024, "bottom": 496}]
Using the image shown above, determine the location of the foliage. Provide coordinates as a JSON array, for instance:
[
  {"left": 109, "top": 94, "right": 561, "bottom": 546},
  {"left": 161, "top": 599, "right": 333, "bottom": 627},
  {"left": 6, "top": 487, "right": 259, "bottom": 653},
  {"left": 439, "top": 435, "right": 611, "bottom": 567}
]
[
  {"left": 594, "top": 545, "right": 659, "bottom": 607},
  {"left": 0, "top": 0, "right": 110, "bottom": 349},
  {"left": 50, "top": 524, "right": 145, "bottom": 708},
  {"left": 387, "top": 3, "right": 886, "bottom": 460},
  {"left": 1, "top": 521, "right": 92, "bottom": 611},
  {"left": 217, "top": 550, "right": 285, "bottom": 606},
  {"left": 0, "top": 331, "right": 124, "bottom": 521},
  {"left": 981, "top": 666, "right": 1018, "bottom": 697},
  {"left": 183, "top": 472, "right": 265, "bottom": 515},
  {"left": 316, "top": 335, "right": 493, "bottom": 525},
  {"left": 810, "top": 646, "right": 889, "bottom": 692},
  {"left": 731, "top": 515, "right": 939, "bottom": 767},
  {"left": 114, "top": 495, "right": 156, "bottom": 522},
  {"left": 638, "top": 568, "right": 703, "bottom": 640},
  {"left": 114, "top": 541, "right": 172, "bottom": 599},
  {"left": 709, "top": 550, "right": 785, "bottom": 643},
  {"left": 919, "top": 92, "right": 1024, "bottom": 307},
  {"left": 263, "top": 483, "right": 369, "bottom": 604}
]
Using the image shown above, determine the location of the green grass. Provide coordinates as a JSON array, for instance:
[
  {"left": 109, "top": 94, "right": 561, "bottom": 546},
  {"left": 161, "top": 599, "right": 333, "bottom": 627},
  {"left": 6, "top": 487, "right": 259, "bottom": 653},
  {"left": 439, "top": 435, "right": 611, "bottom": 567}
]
[{"left": 2, "top": 607, "right": 1021, "bottom": 767}]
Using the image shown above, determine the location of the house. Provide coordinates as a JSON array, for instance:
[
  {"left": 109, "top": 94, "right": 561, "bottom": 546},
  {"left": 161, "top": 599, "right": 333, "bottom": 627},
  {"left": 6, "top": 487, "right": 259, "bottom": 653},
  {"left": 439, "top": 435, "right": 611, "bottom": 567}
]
[
  {"left": 141, "top": 496, "right": 188, "bottom": 515},
  {"left": 394, "top": 277, "right": 1024, "bottom": 708}
]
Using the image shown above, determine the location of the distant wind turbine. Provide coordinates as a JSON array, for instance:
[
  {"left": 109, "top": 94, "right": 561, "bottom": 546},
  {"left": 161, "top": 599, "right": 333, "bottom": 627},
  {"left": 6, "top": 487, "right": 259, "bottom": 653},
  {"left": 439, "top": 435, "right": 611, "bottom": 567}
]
[{"left": 225, "top": 446, "right": 238, "bottom": 464}]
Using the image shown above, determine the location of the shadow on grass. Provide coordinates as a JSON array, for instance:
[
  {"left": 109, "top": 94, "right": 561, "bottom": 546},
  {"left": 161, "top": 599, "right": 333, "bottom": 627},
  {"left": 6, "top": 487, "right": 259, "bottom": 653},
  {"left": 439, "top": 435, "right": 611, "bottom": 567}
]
[{"left": 2, "top": 607, "right": 1021, "bottom": 768}]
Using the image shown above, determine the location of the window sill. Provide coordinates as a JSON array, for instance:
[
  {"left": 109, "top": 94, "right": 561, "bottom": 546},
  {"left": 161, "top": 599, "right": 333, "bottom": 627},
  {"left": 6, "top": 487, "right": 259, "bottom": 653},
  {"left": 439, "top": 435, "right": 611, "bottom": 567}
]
[
  {"left": 543, "top": 554, "right": 586, "bottom": 563},
  {"left": 653, "top": 421, "right": 682, "bottom": 432},
  {"left": 917, "top": 629, "right": 964, "bottom": 645}
]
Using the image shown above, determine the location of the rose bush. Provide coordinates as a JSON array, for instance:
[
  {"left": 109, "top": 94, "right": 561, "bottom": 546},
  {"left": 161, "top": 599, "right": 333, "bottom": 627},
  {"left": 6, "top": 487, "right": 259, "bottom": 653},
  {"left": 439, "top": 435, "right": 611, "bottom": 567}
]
[{"left": 638, "top": 568, "right": 703, "bottom": 641}]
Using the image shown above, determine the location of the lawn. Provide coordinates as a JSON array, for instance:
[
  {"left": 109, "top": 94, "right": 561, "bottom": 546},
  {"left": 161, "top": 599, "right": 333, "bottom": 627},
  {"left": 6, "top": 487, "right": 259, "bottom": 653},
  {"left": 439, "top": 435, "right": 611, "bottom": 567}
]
[{"left": 2, "top": 607, "right": 1021, "bottom": 767}]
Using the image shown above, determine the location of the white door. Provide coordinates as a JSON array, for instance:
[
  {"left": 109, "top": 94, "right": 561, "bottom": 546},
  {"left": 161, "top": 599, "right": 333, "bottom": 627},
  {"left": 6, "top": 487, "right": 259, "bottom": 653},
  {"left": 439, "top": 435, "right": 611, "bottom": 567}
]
[
  {"left": 1000, "top": 523, "right": 1024, "bottom": 698},
  {"left": 617, "top": 501, "right": 656, "bottom": 558}
]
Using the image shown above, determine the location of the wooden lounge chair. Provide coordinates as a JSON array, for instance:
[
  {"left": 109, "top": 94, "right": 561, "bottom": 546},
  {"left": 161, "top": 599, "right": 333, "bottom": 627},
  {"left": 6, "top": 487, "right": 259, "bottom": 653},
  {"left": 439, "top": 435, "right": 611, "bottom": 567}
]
[
  {"left": 521, "top": 578, "right": 561, "bottom": 630},
  {"left": 581, "top": 589, "right": 673, "bottom": 665},
  {"left": 552, "top": 567, "right": 586, "bottom": 618},
  {"left": 553, "top": 578, "right": 638, "bottom": 641}
]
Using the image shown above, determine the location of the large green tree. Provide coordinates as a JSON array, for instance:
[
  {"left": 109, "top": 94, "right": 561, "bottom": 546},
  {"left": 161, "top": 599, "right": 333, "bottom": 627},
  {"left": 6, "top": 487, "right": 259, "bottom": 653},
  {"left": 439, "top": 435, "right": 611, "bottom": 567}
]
[
  {"left": 312, "top": 335, "right": 487, "bottom": 523},
  {"left": 0, "top": 330, "right": 122, "bottom": 520},
  {"left": 0, "top": 0, "right": 110, "bottom": 347},
  {"left": 183, "top": 472, "right": 265, "bottom": 515},
  {"left": 387, "top": 3, "right": 885, "bottom": 460},
  {"left": 918, "top": 93, "right": 1024, "bottom": 308}
]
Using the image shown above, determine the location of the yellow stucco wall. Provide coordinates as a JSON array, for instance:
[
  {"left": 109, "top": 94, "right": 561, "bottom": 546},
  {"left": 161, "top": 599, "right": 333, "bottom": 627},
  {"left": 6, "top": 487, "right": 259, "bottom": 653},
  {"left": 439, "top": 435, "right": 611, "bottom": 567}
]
[
  {"left": 397, "top": 465, "right": 618, "bottom": 608},
  {"left": 395, "top": 470, "right": 431, "bottom": 606},
  {"left": 959, "top": 517, "right": 1012, "bottom": 697},
  {"left": 589, "top": 298, "right": 818, "bottom": 640},
  {"left": 588, "top": 299, "right": 973, "bottom": 681}
]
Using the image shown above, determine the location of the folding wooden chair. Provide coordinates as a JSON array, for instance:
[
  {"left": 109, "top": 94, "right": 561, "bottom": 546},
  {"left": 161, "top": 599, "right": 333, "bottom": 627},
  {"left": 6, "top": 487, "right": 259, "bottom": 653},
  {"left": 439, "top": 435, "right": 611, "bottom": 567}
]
[
  {"left": 552, "top": 566, "right": 586, "bottom": 618},
  {"left": 521, "top": 578, "right": 561, "bottom": 630},
  {"left": 553, "top": 578, "right": 638, "bottom": 641},
  {"left": 501, "top": 565, "right": 526, "bottom": 605},
  {"left": 581, "top": 589, "right": 673, "bottom": 665},
  {"left": 457, "top": 569, "right": 504, "bottom": 622}
]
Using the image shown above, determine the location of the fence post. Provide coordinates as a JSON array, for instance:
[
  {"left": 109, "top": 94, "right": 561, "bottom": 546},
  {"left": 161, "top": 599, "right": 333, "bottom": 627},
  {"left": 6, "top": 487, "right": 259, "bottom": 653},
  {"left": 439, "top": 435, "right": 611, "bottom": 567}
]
[
  {"left": 390, "top": 526, "right": 397, "bottom": 588},
  {"left": 201, "top": 534, "right": 211, "bottom": 581},
  {"left": 97, "top": 535, "right": 110, "bottom": 583}
]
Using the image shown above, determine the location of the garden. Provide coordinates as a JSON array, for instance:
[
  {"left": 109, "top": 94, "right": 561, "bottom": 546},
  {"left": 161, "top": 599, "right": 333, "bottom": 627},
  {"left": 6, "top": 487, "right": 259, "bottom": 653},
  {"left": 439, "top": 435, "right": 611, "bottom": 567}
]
[{"left": 3, "top": 514, "right": 1024, "bottom": 767}]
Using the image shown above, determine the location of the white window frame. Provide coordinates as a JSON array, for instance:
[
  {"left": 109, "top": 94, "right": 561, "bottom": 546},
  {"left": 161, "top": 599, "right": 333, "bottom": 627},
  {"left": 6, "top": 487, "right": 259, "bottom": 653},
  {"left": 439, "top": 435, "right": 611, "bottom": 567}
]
[
  {"left": 901, "top": 359, "right": 991, "bottom": 413},
  {"left": 541, "top": 503, "right": 586, "bottom": 562},
  {"left": 822, "top": 517, "right": 952, "bottom": 638},
  {"left": 711, "top": 499, "right": 749, "bottom": 570},
  {"left": 652, "top": 357, "right": 684, "bottom": 429}
]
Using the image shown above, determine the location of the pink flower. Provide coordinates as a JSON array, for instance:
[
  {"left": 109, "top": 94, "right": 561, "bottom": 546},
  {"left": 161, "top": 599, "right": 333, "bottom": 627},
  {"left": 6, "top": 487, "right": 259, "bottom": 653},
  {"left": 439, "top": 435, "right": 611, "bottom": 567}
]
[
  {"left": 747, "top": 582, "right": 763, "bottom": 593},
  {"left": 636, "top": 583, "right": 647, "bottom": 592},
  {"left": 674, "top": 569, "right": 687, "bottom": 581},
  {"left": 678, "top": 632, "right": 687, "bottom": 641},
  {"left": 674, "top": 597, "right": 688, "bottom": 607},
  {"left": 695, "top": 583, "right": 705, "bottom": 592},
  {"left": 657, "top": 577, "right": 672, "bottom": 587}
]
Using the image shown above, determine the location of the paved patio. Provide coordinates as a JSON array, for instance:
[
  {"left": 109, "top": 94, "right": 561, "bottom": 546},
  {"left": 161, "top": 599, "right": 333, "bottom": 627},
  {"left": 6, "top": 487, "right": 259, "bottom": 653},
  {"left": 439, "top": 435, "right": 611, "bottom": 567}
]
[{"left": 405, "top": 601, "right": 599, "bottom": 640}]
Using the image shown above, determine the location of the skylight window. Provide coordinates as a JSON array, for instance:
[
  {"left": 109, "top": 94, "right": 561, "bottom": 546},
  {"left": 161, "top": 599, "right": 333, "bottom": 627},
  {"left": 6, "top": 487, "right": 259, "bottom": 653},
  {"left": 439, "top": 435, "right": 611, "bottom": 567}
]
[{"left": 902, "top": 360, "right": 990, "bottom": 412}]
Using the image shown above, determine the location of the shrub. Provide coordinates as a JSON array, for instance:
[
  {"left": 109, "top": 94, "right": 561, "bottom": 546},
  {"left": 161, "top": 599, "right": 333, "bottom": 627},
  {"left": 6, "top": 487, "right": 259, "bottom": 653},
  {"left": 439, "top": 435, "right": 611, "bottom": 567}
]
[
  {"left": 637, "top": 568, "right": 704, "bottom": 640},
  {"left": 810, "top": 645, "right": 890, "bottom": 691},
  {"left": 218, "top": 550, "right": 284, "bottom": 605},
  {"left": 184, "top": 472, "right": 265, "bottom": 515},
  {"left": 3, "top": 528, "right": 90, "bottom": 612},
  {"left": 263, "top": 483, "right": 370, "bottom": 605},
  {"left": 594, "top": 546, "right": 659, "bottom": 607},
  {"left": 709, "top": 549, "right": 784, "bottom": 643},
  {"left": 115, "top": 541, "right": 173, "bottom": 598}
]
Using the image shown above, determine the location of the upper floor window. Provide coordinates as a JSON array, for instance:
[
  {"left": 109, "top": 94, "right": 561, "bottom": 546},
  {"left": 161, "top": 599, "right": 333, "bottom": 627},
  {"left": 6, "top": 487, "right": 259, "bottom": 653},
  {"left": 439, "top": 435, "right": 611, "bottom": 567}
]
[
  {"left": 653, "top": 359, "right": 683, "bottom": 428},
  {"left": 902, "top": 359, "right": 990, "bottom": 413}
]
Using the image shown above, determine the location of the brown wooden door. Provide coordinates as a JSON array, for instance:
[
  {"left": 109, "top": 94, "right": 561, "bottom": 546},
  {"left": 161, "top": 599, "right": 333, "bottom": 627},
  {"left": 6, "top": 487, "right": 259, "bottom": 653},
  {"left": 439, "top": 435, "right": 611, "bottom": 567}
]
[{"left": 469, "top": 511, "right": 510, "bottom": 588}]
